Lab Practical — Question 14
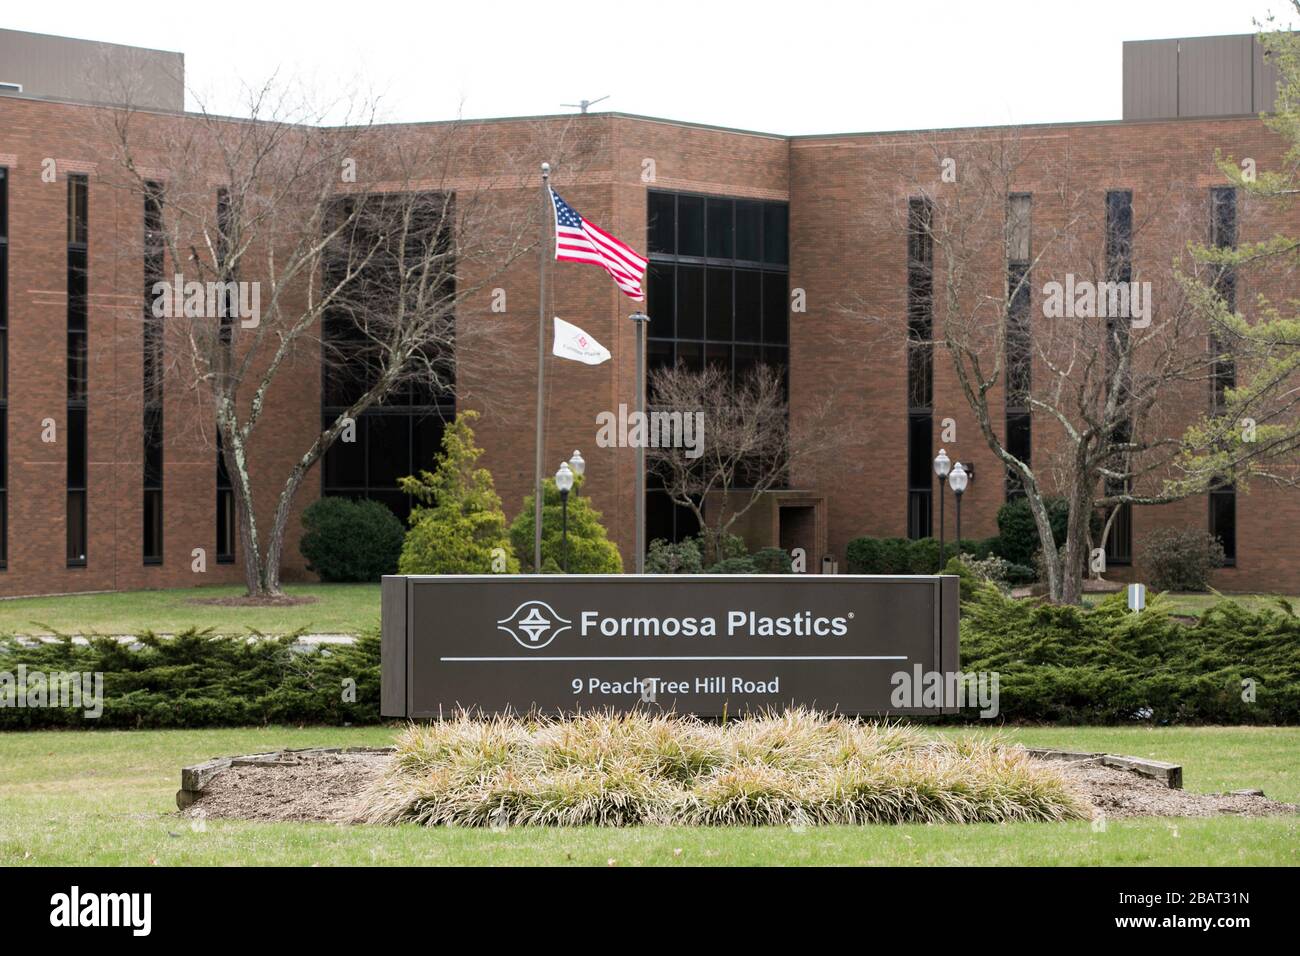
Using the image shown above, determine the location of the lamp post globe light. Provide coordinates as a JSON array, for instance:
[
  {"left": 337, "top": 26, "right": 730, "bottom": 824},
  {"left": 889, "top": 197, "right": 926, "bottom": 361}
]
[
  {"left": 569, "top": 450, "right": 585, "bottom": 496},
  {"left": 933, "top": 449, "right": 951, "bottom": 570},
  {"left": 948, "top": 462, "right": 968, "bottom": 559},
  {"left": 555, "top": 461, "right": 575, "bottom": 572}
]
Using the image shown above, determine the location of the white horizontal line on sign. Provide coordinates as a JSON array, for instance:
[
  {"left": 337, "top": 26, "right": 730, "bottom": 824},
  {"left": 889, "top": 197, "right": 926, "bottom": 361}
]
[{"left": 439, "top": 656, "right": 909, "bottom": 662}]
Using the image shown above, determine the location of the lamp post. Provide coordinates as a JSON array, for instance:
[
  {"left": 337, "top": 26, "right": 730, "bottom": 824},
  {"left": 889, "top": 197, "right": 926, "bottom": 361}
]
[
  {"left": 555, "top": 461, "right": 574, "bottom": 572},
  {"left": 948, "top": 462, "right": 968, "bottom": 559},
  {"left": 933, "top": 448, "right": 951, "bottom": 570},
  {"left": 569, "top": 450, "right": 585, "bottom": 497}
]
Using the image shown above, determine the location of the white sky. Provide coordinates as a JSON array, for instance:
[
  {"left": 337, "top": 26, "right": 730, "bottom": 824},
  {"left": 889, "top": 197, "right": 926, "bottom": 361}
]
[{"left": 3, "top": 0, "right": 1289, "bottom": 133}]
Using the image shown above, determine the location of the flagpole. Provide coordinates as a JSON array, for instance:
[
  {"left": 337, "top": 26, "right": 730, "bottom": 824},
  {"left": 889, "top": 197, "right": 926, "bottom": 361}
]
[
  {"left": 630, "top": 310, "right": 650, "bottom": 573},
  {"left": 534, "top": 162, "right": 550, "bottom": 573}
]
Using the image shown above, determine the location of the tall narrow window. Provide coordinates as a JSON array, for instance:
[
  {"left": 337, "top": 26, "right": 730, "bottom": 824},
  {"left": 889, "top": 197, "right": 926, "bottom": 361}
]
[
  {"left": 216, "top": 430, "right": 235, "bottom": 564},
  {"left": 67, "top": 174, "right": 88, "bottom": 567},
  {"left": 1005, "top": 194, "right": 1032, "bottom": 500},
  {"left": 214, "top": 190, "right": 235, "bottom": 563},
  {"left": 1208, "top": 186, "right": 1238, "bottom": 565},
  {"left": 906, "top": 197, "right": 933, "bottom": 538},
  {"left": 321, "top": 193, "right": 457, "bottom": 523},
  {"left": 0, "top": 165, "right": 8, "bottom": 569},
  {"left": 1103, "top": 190, "right": 1133, "bottom": 565},
  {"left": 143, "top": 182, "right": 164, "bottom": 564},
  {"left": 643, "top": 190, "right": 789, "bottom": 542}
]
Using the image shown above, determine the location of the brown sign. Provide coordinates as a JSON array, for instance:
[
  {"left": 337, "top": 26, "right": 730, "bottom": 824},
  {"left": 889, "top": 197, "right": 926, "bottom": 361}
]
[{"left": 381, "top": 574, "right": 959, "bottom": 718}]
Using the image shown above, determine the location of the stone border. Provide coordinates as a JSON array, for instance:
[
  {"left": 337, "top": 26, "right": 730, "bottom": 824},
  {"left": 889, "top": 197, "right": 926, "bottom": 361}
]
[
  {"left": 1021, "top": 747, "right": 1183, "bottom": 789},
  {"left": 176, "top": 746, "right": 395, "bottom": 809},
  {"left": 177, "top": 744, "right": 1186, "bottom": 810}
]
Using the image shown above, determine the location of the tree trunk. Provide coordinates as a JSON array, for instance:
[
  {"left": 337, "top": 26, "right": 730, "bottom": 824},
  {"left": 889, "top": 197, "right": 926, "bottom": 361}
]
[
  {"left": 262, "top": 467, "right": 308, "bottom": 598},
  {"left": 222, "top": 419, "right": 278, "bottom": 599},
  {"left": 1058, "top": 472, "right": 1094, "bottom": 606},
  {"left": 1023, "top": 492, "right": 1062, "bottom": 602}
]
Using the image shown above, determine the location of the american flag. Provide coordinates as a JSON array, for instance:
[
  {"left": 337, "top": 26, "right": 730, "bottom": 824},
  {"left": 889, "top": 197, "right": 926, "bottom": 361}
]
[{"left": 550, "top": 189, "right": 647, "bottom": 301}]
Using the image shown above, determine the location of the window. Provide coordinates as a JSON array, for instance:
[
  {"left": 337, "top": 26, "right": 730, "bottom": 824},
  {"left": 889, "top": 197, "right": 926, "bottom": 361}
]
[
  {"left": 67, "top": 175, "right": 88, "bottom": 567},
  {"left": 906, "top": 197, "right": 934, "bottom": 538},
  {"left": 1209, "top": 187, "right": 1238, "bottom": 409},
  {"left": 320, "top": 192, "right": 456, "bottom": 523},
  {"left": 216, "top": 431, "right": 235, "bottom": 564},
  {"left": 1208, "top": 187, "right": 1238, "bottom": 566},
  {"left": 0, "top": 166, "right": 7, "bottom": 568},
  {"left": 143, "top": 182, "right": 164, "bottom": 563},
  {"left": 1005, "top": 194, "right": 1032, "bottom": 499},
  {"left": 1103, "top": 190, "right": 1133, "bottom": 565},
  {"left": 1209, "top": 479, "right": 1237, "bottom": 566},
  {"left": 214, "top": 189, "right": 237, "bottom": 560},
  {"left": 644, "top": 190, "right": 789, "bottom": 542},
  {"left": 907, "top": 414, "right": 933, "bottom": 539}
]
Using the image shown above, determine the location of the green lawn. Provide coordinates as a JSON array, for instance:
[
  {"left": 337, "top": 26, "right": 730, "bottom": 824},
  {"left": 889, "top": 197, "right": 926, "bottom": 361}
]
[
  {"left": 0, "top": 583, "right": 380, "bottom": 636},
  {"left": 1, "top": 725, "right": 1294, "bottom": 866},
  {"left": 4, "top": 584, "right": 1295, "bottom": 638}
]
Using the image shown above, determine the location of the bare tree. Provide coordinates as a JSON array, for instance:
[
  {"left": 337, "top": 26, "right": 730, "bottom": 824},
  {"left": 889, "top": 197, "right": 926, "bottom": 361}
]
[
  {"left": 850, "top": 130, "right": 1256, "bottom": 603},
  {"left": 647, "top": 364, "right": 834, "bottom": 564},
  {"left": 104, "top": 82, "right": 580, "bottom": 596}
]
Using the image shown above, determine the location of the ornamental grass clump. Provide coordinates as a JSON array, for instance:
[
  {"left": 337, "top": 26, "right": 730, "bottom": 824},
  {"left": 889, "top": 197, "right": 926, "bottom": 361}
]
[{"left": 355, "top": 709, "right": 1086, "bottom": 827}]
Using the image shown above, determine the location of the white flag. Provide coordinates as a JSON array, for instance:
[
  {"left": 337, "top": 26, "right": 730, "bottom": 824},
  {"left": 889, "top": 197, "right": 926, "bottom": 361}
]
[{"left": 552, "top": 317, "right": 611, "bottom": 365}]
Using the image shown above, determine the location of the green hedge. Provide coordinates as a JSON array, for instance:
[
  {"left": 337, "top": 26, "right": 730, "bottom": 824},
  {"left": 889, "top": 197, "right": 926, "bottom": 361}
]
[
  {"left": 5, "top": 590, "right": 1295, "bottom": 727},
  {"left": 846, "top": 536, "right": 997, "bottom": 575},
  {"left": 960, "top": 586, "right": 1300, "bottom": 724},
  {"left": 0, "top": 630, "right": 381, "bottom": 729},
  {"left": 300, "top": 497, "right": 404, "bottom": 582}
]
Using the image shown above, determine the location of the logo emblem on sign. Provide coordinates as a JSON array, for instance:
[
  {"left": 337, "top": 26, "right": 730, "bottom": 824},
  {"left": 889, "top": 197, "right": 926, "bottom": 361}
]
[{"left": 497, "top": 600, "right": 572, "bottom": 649}]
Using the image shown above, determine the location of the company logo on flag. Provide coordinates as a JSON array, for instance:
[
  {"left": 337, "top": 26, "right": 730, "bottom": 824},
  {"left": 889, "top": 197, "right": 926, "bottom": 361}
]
[
  {"left": 550, "top": 189, "right": 647, "bottom": 301},
  {"left": 552, "top": 317, "right": 611, "bottom": 365}
]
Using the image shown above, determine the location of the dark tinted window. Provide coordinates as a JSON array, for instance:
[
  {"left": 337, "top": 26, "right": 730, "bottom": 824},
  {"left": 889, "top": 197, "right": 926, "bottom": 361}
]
[
  {"left": 705, "top": 267, "right": 732, "bottom": 341},
  {"left": 676, "top": 265, "right": 704, "bottom": 339},
  {"left": 646, "top": 264, "right": 674, "bottom": 339},
  {"left": 647, "top": 191, "right": 675, "bottom": 255},
  {"left": 323, "top": 417, "right": 367, "bottom": 488},
  {"left": 366, "top": 414, "right": 410, "bottom": 489},
  {"left": 1105, "top": 190, "right": 1133, "bottom": 280},
  {"left": 677, "top": 195, "right": 704, "bottom": 257},
  {"left": 706, "top": 198, "right": 733, "bottom": 259},
  {"left": 735, "top": 201, "right": 762, "bottom": 262},
  {"left": 734, "top": 269, "right": 762, "bottom": 342},
  {"left": 763, "top": 203, "right": 788, "bottom": 265},
  {"left": 67, "top": 176, "right": 88, "bottom": 246},
  {"left": 762, "top": 272, "right": 787, "bottom": 345},
  {"left": 645, "top": 191, "right": 789, "bottom": 498},
  {"left": 1210, "top": 488, "right": 1237, "bottom": 565},
  {"left": 907, "top": 414, "right": 933, "bottom": 490},
  {"left": 67, "top": 409, "right": 87, "bottom": 487}
]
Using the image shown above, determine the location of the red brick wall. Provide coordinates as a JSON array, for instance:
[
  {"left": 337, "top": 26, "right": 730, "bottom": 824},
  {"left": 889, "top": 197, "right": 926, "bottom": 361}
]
[{"left": 0, "top": 96, "right": 1295, "bottom": 596}]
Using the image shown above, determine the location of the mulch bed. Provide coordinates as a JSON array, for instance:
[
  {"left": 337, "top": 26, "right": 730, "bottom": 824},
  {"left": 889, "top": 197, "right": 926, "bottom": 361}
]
[
  {"left": 186, "top": 595, "right": 319, "bottom": 608},
  {"left": 178, "top": 750, "right": 1298, "bottom": 825}
]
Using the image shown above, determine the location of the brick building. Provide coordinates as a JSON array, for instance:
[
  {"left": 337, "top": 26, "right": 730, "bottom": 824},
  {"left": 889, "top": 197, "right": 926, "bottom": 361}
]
[{"left": 0, "top": 29, "right": 1297, "bottom": 597}]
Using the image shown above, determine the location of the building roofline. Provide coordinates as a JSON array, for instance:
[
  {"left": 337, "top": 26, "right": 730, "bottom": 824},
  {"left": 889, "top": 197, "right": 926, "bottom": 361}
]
[
  {"left": 0, "top": 26, "right": 183, "bottom": 58},
  {"left": 0, "top": 92, "right": 1269, "bottom": 141}
]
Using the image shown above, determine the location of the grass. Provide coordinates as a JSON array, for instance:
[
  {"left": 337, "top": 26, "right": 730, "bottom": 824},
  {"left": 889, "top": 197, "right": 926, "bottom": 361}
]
[
  {"left": 1, "top": 725, "right": 1295, "bottom": 866},
  {"left": 0, "top": 583, "right": 380, "bottom": 636},
  {"left": 361, "top": 712, "right": 1085, "bottom": 827},
  {"left": 3, "top": 583, "right": 1294, "bottom": 636}
]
